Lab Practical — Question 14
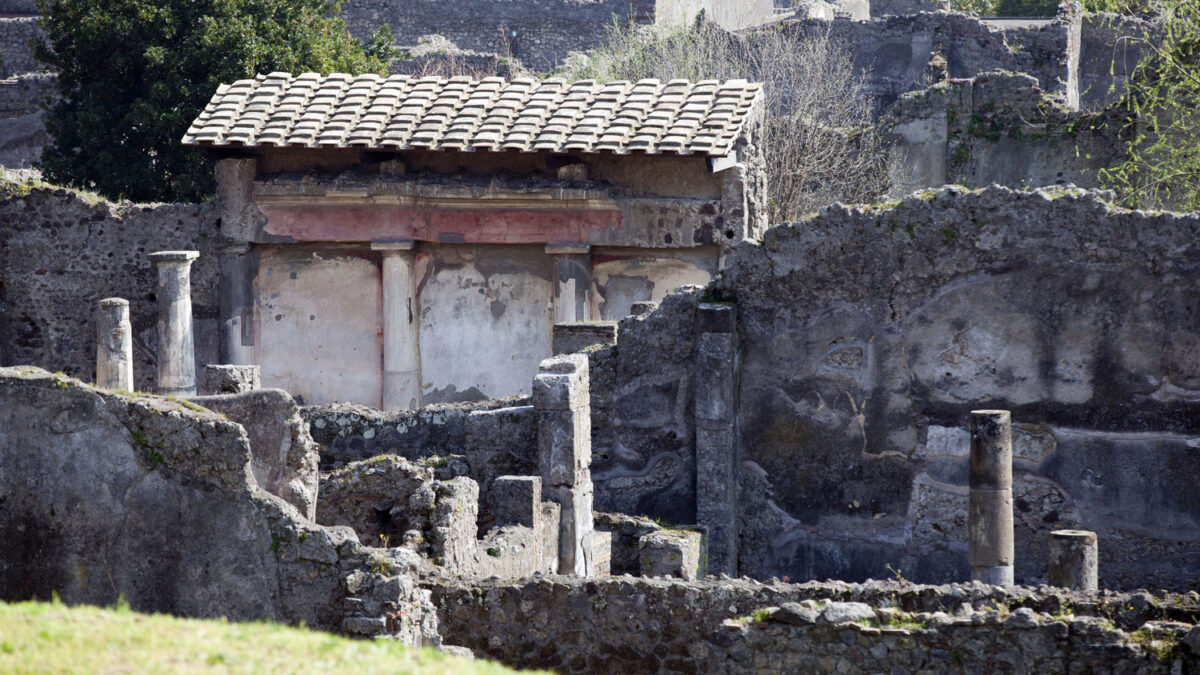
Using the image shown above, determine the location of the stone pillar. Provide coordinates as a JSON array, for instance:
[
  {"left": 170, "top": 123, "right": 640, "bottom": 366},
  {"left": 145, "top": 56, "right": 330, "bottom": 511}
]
[
  {"left": 95, "top": 297, "right": 133, "bottom": 391},
  {"left": 149, "top": 250, "right": 199, "bottom": 395},
  {"left": 968, "top": 410, "right": 1014, "bottom": 586},
  {"left": 215, "top": 157, "right": 259, "bottom": 241},
  {"left": 546, "top": 244, "right": 590, "bottom": 324},
  {"left": 695, "top": 303, "right": 739, "bottom": 577},
  {"left": 373, "top": 241, "right": 421, "bottom": 411},
  {"left": 533, "top": 353, "right": 594, "bottom": 576},
  {"left": 219, "top": 243, "right": 255, "bottom": 365},
  {"left": 1048, "top": 529, "right": 1098, "bottom": 592}
]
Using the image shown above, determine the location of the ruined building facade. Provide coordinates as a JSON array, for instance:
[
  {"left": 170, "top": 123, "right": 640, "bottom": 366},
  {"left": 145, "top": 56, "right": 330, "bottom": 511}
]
[{"left": 184, "top": 73, "right": 767, "bottom": 409}]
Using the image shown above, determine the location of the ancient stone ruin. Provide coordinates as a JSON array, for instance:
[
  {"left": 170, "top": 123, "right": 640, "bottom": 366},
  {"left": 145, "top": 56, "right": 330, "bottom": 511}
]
[{"left": 1, "top": 0, "right": 1199, "bottom": 672}]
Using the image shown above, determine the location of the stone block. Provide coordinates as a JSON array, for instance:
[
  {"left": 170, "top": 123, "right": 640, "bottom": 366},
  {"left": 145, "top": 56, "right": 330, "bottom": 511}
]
[
  {"left": 203, "top": 364, "right": 260, "bottom": 394},
  {"left": 638, "top": 528, "right": 705, "bottom": 581},
  {"left": 552, "top": 322, "right": 617, "bottom": 356},
  {"left": 491, "top": 475, "right": 541, "bottom": 528},
  {"left": 188, "top": 388, "right": 319, "bottom": 519},
  {"left": 591, "top": 530, "right": 612, "bottom": 576},
  {"left": 696, "top": 302, "right": 736, "bottom": 334},
  {"left": 532, "top": 373, "right": 589, "bottom": 411},
  {"left": 537, "top": 409, "right": 591, "bottom": 488}
]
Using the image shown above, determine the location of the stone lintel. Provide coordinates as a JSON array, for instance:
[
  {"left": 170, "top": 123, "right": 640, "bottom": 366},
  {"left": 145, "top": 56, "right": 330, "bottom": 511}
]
[
  {"left": 545, "top": 243, "right": 591, "bottom": 256},
  {"left": 371, "top": 240, "right": 415, "bottom": 252},
  {"left": 148, "top": 250, "right": 200, "bottom": 263}
]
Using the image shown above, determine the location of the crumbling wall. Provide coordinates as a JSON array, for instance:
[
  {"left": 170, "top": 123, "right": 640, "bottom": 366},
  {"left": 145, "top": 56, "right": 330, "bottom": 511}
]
[
  {"left": 887, "top": 71, "right": 1129, "bottom": 195},
  {"left": 0, "top": 366, "right": 438, "bottom": 643},
  {"left": 0, "top": 73, "right": 52, "bottom": 168},
  {"left": 0, "top": 180, "right": 221, "bottom": 392},
  {"left": 191, "top": 388, "right": 320, "bottom": 520},
  {"left": 587, "top": 289, "right": 702, "bottom": 526},
  {"left": 721, "top": 185, "right": 1200, "bottom": 590},
  {"left": 0, "top": 17, "right": 40, "bottom": 79},
  {"left": 340, "top": 0, "right": 775, "bottom": 70},
  {"left": 778, "top": 11, "right": 1079, "bottom": 114},
  {"left": 557, "top": 186, "right": 1200, "bottom": 590},
  {"left": 433, "top": 576, "right": 1200, "bottom": 673}
]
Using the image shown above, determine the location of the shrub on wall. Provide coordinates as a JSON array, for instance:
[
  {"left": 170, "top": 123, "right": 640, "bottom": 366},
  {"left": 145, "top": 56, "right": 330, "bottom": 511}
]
[
  {"left": 1100, "top": 0, "right": 1200, "bottom": 211},
  {"left": 559, "top": 19, "right": 891, "bottom": 223},
  {"left": 33, "top": 0, "right": 395, "bottom": 203}
]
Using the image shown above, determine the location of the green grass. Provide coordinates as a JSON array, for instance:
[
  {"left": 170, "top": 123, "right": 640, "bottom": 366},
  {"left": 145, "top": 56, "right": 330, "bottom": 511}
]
[{"left": 0, "top": 600, "right": 529, "bottom": 674}]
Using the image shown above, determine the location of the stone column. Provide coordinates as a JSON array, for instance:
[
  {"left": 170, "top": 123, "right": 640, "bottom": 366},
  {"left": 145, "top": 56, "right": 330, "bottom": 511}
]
[
  {"left": 149, "top": 250, "right": 199, "bottom": 395},
  {"left": 533, "top": 353, "right": 594, "bottom": 576},
  {"left": 1048, "top": 529, "right": 1098, "bottom": 592},
  {"left": 695, "top": 303, "right": 739, "bottom": 577},
  {"left": 95, "top": 297, "right": 133, "bottom": 391},
  {"left": 546, "top": 244, "right": 590, "bottom": 324},
  {"left": 373, "top": 241, "right": 421, "bottom": 411},
  {"left": 969, "top": 410, "right": 1014, "bottom": 586},
  {"left": 218, "top": 243, "right": 255, "bottom": 365}
]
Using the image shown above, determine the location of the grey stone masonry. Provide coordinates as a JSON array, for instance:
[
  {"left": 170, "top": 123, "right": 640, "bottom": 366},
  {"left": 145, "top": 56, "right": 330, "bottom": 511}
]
[
  {"left": 148, "top": 250, "right": 200, "bottom": 396},
  {"left": 639, "top": 529, "right": 705, "bottom": 581},
  {"left": 95, "top": 298, "right": 133, "bottom": 391},
  {"left": 491, "top": 475, "right": 541, "bottom": 528},
  {"left": 203, "top": 364, "right": 260, "bottom": 395},
  {"left": 695, "top": 303, "right": 739, "bottom": 576},
  {"left": 533, "top": 353, "right": 594, "bottom": 576},
  {"left": 969, "top": 410, "right": 1015, "bottom": 586},
  {"left": 552, "top": 321, "right": 617, "bottom": 356},
  {"left": 1048, "top": 529, "right": 1099, "bottom": 592}
]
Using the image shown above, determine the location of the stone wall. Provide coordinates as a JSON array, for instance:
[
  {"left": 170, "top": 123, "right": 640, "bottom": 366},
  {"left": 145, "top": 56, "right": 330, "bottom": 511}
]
[
  {"left": 0, "top": 73, "right": 52, "bottom": 168},
  {"left": 303, "top": 397, "right": 536, "bottom": 522},
  {"left": 887, "top": 71, "right": 1128, "bottom": 195},
  {"left": 432, "top": 576, "right": 1200, "bottom": 673},
  {"left": 720, "top": 185, "right": 1200, "bottom": 590},
  {"left": 339, "top": 0, "right": 776, "bottom": 70},
  {"left": 0, "top": 366, "right": 439, "bottom": 643},
  {"left": 0, "top": 16, "right": 39, "bottom": 79},
  {"left": 778, "top": 10, "right": 1080, "bottom": 114},
  {"left": 573, "top": 186, "right": 1200, "bottom": 591},
  {"left": 0, "top": 179, "right": 221, "bottom": 392}
]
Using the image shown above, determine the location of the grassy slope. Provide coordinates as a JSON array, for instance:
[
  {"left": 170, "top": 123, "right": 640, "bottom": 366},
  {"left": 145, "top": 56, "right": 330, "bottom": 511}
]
[{"left": 0, "top": 600, "right": 527, "bottom": 674}]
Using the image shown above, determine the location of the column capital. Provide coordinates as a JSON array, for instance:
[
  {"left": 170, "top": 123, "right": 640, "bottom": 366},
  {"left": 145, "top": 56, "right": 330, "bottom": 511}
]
[
  {"left": 371, "top": 240, "right": 415, "bottom": 252},
  {"left": 148, "top": 250, "right": 199, "bottom": 264},
  {"left": 545, "top": 243, "right": 590, "bottom": 256}
]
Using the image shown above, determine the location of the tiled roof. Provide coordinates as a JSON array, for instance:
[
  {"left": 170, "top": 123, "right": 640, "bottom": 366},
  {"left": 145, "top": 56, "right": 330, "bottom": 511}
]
[{"left": 182, "top": 73, "right": 763, "bottom": 157}]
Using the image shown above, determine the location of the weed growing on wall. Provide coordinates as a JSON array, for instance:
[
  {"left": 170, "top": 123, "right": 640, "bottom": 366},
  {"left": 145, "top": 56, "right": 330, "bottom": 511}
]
[
  {"left": 559, "top": 19, "right": 891, "bottom": 223},
  {"left": 1099, "top": 0, "right": 1200, "bottom": 212}
]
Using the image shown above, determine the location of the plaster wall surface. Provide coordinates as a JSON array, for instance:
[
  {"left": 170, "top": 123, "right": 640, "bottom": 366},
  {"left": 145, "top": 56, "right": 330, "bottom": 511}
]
[
  {"left": 253, "top": 246, "right": 383, "bottom": 406},
  {"left": 590, "top": 246, "right": 717, "bottom": 320},
  {"left": 418, "top": 244, "right": 553, "bottom": 403}
]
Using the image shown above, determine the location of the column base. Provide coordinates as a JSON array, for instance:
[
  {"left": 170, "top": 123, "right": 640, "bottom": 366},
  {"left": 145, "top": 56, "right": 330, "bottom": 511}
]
[{"left": 972, "top": 565, "right": 1014, "bottom": 586}]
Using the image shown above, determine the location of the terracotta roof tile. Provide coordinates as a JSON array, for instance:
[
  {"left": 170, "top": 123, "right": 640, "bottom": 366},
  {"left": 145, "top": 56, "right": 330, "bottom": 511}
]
[{"left": 184, "top": 73, "right": 762, "bottom": 156}]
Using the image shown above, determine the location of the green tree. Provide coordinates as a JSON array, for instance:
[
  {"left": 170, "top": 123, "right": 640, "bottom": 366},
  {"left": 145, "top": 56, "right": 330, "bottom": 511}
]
[
  {"left": 34, "top": 0, "right": 394, "bottom": 203},
  {"left": 1100, "top": 0, "right": 1200, "bottom": 211}
]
